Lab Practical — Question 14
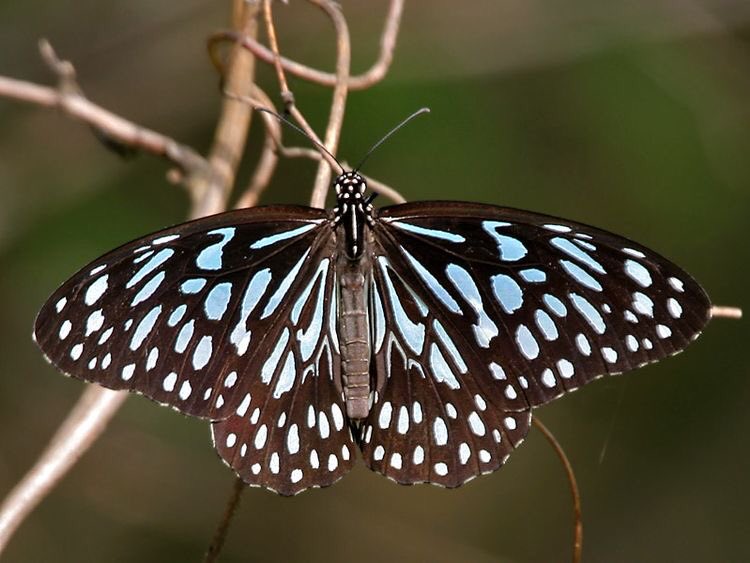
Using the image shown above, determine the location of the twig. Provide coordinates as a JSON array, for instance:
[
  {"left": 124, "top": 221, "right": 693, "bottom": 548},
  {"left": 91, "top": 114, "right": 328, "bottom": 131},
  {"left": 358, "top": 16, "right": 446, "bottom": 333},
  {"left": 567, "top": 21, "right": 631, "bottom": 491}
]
[
  {"left": 208, "top": 0, "right": 403, "bottom": 90},
  {"left": 204, "top": 476, "right": 246, "bottom": 563},
  {"left": 308, "top": 0, "right": 351, "bottom": 208},
  {"left": 532, "top": 417, "right": 583, "bottom": 563},
  {"left": 0, "top": 4, "right": 261, "bottom": 554},
  {"left": 233, "top": 86, "right": 281, "bottom": 209},
  {"left": 0, "top": 387, "right": 126, "bottom": 552},
  {"left": 0, "top": 43, "right": 211, "bottom": 189},
  {"left": 711, "top": 305, "right": 743, "bottom": 319},
  {"left": 262, "top": 0, "right": 294, "bottom": 111},
  {"left": 194, "top": 0, "right": 262, "bottom": 219}
]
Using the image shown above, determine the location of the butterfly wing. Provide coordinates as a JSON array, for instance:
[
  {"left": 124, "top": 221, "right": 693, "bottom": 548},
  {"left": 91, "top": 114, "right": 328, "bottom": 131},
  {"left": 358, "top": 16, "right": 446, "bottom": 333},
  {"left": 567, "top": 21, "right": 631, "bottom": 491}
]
[
  {"left": 34, "top": 205, "right": 338, "bottom": 421},
  {"left": 360, "top": 201, "right": 710, "bottom": 486},
  {"left": 210, "top": 245, "right": 357, "bottom": 495}
]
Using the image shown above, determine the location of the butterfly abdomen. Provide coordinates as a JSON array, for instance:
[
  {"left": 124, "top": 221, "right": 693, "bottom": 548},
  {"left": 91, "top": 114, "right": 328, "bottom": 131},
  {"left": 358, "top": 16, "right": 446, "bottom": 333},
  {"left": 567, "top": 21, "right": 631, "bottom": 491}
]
[{"left": 337, "top": 254, "right": 372, "bottom": 419}]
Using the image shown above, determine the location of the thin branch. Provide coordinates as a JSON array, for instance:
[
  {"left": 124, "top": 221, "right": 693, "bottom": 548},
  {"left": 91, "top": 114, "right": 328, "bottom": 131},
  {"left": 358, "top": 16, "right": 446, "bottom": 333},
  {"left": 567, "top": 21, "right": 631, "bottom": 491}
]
[
  {"left": 233, "top": 86, "right": 281, "bottom": 209},
  {"left": 204, "top": 476, "right": 246, "bottom": 563},
  {"left": 711, "top": 305, "right": 743, "bottom": 319},
  {"left": 309, "top": 0, "right": 351, "bottom": 208},
  {"left": 0, "top": 387, "right": 126, "bottom": 552},
  {"left": 532, "top": 417, "right": 583, "bottom": 563},
  {"left": 0, "top": 4, "right": 261, "bottom": 553},
  {"left": 194, "top": 0, "right": 262, "bottom": 219},
  {"left": 208, "top": 0, "right": 403, "bottom": 90},
  {"left": 0, "top": 43, "right": 211, "bottom": 188},
  {"left": 262, "top": 0, "right": 294, "bottom": 110}
]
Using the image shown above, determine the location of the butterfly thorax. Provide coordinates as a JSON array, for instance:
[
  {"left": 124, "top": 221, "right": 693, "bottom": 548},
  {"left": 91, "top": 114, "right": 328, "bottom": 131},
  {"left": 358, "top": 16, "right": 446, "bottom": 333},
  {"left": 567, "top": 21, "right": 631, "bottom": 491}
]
[
  {"left": 333, "top": 171, "right": 371, "bottom": 260},
  {"left": 332, "top": 171, "right": 374, "bottom": 419}
]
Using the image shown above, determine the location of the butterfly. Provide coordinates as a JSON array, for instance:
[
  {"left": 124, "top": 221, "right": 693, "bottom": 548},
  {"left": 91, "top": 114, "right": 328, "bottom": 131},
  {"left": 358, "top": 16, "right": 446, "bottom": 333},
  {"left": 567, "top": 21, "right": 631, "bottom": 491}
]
[{"left": 33, "top": 169, "right": 711, "bottom": 496}]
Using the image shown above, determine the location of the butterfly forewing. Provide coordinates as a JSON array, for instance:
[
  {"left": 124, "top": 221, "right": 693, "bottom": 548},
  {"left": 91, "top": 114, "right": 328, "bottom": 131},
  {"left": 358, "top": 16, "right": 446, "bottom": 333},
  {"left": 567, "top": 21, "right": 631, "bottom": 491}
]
[
  {"left": 34, "top": 206, "right": 336, "bottom": 421},
  {"left": 360, "top": 201, "right": 710, "bottom": 486}
]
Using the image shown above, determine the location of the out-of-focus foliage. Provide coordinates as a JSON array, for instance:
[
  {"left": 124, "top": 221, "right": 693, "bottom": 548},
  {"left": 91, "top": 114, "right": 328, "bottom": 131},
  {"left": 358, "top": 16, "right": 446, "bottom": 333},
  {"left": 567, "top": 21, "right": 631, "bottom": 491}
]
[{"left": 0, "top": 1, "right": 748, "bottom": 561}]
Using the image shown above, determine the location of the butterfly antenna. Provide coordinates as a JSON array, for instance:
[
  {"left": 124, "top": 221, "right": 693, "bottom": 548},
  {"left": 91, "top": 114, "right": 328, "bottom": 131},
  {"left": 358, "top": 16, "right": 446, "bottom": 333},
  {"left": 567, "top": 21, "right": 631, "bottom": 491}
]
[
  {"left": 255, "top": 108, "right": 345, "bottom": 174},
  {"left": 354, "top": 107, "right": 431, "bottom": 172}
]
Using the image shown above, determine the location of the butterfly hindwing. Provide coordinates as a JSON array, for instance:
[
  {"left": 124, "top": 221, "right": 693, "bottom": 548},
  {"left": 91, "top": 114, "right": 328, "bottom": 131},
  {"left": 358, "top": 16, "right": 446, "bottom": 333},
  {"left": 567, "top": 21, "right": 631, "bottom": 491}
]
[{"left": 210, "top": 243, "right": 358, "bottom": 495}]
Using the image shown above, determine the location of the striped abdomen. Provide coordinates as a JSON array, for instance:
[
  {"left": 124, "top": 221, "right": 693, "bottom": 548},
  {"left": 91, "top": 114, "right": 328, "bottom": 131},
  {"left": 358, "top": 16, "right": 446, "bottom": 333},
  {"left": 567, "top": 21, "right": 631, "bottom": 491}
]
[{"left": 337, "top": 255, "right": 371, "bottom": 419}]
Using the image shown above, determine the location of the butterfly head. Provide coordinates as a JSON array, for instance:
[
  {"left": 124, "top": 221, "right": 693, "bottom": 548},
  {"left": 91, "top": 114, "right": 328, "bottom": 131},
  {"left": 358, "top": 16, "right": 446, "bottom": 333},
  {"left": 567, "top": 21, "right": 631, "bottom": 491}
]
[{"left": 334, "top": 171, "right": 367, "bottom": 200}]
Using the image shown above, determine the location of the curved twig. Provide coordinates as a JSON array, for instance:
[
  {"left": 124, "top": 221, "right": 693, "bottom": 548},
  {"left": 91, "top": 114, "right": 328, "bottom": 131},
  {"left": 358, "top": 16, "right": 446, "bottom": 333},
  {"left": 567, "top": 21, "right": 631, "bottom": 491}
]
[
  {"left": 0, "top": 4, "right": 261, "bottom": 553},
  {"left": 204, "top": 476, "right": 246, "bottom": 563},
  {"left": 208, "top": 0, "right": 403, "bottom": 91},
  {"left": 308, "top": 0, "right": 351, "bottom": 208},
  {"left": 532, "top": 417, "right": 583, "bottom": 563}
]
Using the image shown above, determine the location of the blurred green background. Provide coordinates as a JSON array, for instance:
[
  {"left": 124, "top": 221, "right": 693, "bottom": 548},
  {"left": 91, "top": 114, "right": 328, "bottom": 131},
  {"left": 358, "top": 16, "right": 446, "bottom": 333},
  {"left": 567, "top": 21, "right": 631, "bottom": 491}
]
[{"left": 1, "top": 1, "right": 749, "bottom": 561}]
